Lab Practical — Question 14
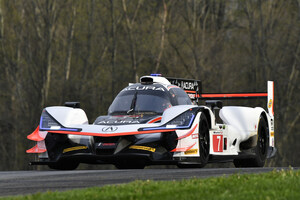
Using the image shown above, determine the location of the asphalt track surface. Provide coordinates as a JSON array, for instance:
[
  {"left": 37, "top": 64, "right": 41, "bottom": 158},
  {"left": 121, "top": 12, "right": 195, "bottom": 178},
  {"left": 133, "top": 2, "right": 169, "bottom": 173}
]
[{"left": 0, "top": 167, "right": 297, "bottom": 197}]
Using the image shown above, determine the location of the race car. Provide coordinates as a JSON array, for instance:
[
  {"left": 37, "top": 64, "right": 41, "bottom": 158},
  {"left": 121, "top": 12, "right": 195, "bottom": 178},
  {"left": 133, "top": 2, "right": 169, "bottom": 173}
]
[{"left": 27, "top": 74, "right": 276, "bottom": 170}]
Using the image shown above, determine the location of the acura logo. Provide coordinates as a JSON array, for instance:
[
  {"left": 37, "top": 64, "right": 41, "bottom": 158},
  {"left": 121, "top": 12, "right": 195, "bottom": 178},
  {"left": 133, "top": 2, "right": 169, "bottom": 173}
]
[{"left": 102, "top": 126, "right": 118, "bottom": 132}]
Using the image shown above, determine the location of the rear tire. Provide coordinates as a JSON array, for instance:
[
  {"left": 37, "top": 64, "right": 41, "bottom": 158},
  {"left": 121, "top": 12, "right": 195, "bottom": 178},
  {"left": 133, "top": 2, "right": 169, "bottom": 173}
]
[
  {"left": 48, "top": 161, "right": 79, "bottom": 170},
  {"left": 177, "top": 113, "right": 210, "bottom": 168},
  {"left": 234, "top": 116, "right": 269, "bottom": 168}
]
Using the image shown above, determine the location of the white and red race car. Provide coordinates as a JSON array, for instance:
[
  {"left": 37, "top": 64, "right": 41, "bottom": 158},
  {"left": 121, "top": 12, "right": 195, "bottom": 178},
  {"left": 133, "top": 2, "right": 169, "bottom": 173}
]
[{"left": 27, "top": 74, "right": 276, "bottom": 170}]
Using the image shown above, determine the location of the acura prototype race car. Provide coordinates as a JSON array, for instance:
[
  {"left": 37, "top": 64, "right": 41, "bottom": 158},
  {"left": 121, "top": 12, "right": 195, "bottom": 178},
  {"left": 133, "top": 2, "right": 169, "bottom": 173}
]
[{"left": 27, "top": 74, "right": 276, "bottom": 170}]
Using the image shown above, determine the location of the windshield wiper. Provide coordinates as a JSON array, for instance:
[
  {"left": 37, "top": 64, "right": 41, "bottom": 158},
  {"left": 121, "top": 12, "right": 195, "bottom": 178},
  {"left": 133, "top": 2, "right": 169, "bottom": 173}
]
[{"left": 127, "top": 92, "right": 137, "bottom": 115}]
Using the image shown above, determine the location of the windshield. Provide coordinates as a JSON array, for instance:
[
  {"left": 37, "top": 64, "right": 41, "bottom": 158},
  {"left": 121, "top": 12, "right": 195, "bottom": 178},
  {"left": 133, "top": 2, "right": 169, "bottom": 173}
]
[
  {"left": 170, "top": 88, "right": 193, "bottom": 105},
  {"left": 108, "top": 87, "right": 172, "bottom": 115}
]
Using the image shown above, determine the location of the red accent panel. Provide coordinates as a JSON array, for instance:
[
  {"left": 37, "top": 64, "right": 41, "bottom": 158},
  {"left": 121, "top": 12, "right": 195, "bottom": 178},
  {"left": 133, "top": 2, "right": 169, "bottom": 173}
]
[
  {"left": 213, "top": 135, "right": 223, "bottom": 152},
  {"left": 177, "top": 124, "right": 198, "bottom": 140},
  {"left": 102, "top": 143, "right": 116, "bottom": 146},
  {"left": 184, "top": 90, "right": 197, "bottom": 94},
  {"left": 148, "top": 117, "right": 162, "bottom": 124},
  {"left": 170, "top": 143, "right": 196, "bottom": 152},
  {"left": 167, "top": 85, "right": 180, "bottom": 89},
  {"left": 48, "top": 129, "right": 176, "bottom": 137},
  {"left": 201, "top": 93, "right": 268, "bottom": 98},
  {"left": 26, "top": 144, "right": 46, "bottom": 154},
  {"left": 27, "top": 126, "right": 44, "bottom": 141}
]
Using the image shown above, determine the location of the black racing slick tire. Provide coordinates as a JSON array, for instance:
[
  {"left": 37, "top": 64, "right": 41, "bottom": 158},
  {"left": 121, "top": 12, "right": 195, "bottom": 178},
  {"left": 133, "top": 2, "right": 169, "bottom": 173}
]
[
  {"left": 234, "top": 116, "right": 269, "bottom": 168},
  {"left": 177, "top": 113, "right": 210, "bottom": 168},
  {"left": 48, "top": 161, "right": 79, "bottom": 170}
]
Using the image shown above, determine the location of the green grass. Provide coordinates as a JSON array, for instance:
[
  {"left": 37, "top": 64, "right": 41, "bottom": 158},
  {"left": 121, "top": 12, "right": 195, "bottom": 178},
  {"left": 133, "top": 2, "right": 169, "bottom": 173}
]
[{"left": 2, "top": 169, "right": 300, "bottom": 200}]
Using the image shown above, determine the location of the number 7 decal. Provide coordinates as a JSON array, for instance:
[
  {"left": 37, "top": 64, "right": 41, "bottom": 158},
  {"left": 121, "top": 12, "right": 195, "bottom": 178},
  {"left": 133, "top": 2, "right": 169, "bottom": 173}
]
[{"left": 213, "top": 135, "right": 223, "bottom": 152}]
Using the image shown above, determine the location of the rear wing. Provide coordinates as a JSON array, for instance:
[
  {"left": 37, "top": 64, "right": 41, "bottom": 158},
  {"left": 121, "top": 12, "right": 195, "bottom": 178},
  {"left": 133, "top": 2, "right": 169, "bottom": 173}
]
[
  {"left": 166, "top": 77, "right": 274, "bottom": 118},
  {"left": 166, "top": 77, "right": 202, "bottom": 101}
]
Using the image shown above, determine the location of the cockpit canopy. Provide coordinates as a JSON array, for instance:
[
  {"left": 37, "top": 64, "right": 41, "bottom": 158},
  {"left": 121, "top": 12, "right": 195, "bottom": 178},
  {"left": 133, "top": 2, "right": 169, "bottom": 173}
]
[{"left": 108, "top": 83, "right": 192, "bottom": 115}]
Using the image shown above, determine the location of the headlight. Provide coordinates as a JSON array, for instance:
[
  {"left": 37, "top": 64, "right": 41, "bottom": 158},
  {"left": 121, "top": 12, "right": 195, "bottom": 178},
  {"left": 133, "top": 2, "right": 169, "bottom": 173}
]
[
  {"left": 165, "top": 108, "right": 197, "bottom": 129},
  {"left": 139, "top": 107, "right": 200, "bottom": 131},
  {"left": 40, "top": 110, "right": 61, "bottom": 129},
  {"left": 39, "top": 109, "right": 80, "bottom": 132}
]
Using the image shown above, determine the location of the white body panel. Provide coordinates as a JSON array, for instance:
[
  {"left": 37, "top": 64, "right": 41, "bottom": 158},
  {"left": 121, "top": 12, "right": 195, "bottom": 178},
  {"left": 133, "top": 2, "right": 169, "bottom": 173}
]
[
  {"left": 161, "top": 105, "right": 196, "bottom": 124},
  {"left": 219, "top": 106, "right": 263, "bottom": 141},
  {"left": 173, "top": 112, "right": 201, "bottom": 158},
  {"left": 46, "top": 107, "right": 89, "bottom": 127},
  {"left": 45, "top": 105, "right": 196, "bottom": 136},
  {"left": 209, "top": 124, "right": 240, "bottom": 155}
]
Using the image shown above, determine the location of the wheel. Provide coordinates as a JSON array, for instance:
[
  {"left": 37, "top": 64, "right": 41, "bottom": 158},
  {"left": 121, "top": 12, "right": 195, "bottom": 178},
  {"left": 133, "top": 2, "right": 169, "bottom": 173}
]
[
  {"left": 114, "top": 159, "right": 145, "bottom": 169},
  {"left": 234, "top": 116, "right": 269, "bottom": 168},
  {"left": 48, "top": 161, "right": 79, "bottom": 170},
  {"left": 177, "top": 113, "right": 210, "bottom": 168}
]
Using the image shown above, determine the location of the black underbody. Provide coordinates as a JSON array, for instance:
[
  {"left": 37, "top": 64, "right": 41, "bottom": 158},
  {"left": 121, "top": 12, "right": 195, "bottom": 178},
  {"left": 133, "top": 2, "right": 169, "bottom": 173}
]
[{"left": 35, "top": 128, "right": 178, "bottom": 166}]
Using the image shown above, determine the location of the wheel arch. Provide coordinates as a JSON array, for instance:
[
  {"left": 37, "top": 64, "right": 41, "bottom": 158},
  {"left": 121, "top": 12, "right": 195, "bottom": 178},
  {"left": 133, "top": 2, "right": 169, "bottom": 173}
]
[
  {"left": 260, "top": 111, "right": 269, "bottom": 130},
  {"left": 202, "top": 108, "right": 212, "bottom": 129}
]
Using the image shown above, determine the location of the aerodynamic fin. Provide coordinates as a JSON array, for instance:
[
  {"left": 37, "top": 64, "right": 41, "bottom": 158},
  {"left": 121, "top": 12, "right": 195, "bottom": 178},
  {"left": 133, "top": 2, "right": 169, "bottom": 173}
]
[
  {"left": 27, "top": 126, "right": 46, "bottom": 141},
  {"left": 26, "top": 141, "right": 46, "bottom": 153}
]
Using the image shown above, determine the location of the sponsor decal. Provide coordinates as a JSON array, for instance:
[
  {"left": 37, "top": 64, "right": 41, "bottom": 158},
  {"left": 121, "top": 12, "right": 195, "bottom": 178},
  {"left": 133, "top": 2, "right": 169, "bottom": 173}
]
[
  {"left": 181, "top": 81, "right": 197, "bottom": 90},
  {"left": 192, "top": 133, "right": 198, "bottom": 139},
  {"left": 123, "top": 86, "right": 165, "bottom": 91},
  {"left": 102, "top": 126, "right": 118, "bottom": 132},
  {"left": 184, "top": 149, "right": 198, "bottom": 155},
  {"left": 213, "top": 131, "right": 223, "bottom": 134},
  {"left": 167, "top": 78, "right": 200, "bottom": 92},
  {"left": 129, "top": 145, "right": 156, "bottom": 152},
  {"left": 99, "top": 120, "right": 140, "bottom": 124},
  {"left": 213, "top": 135, "right": 223, "bottom": 152},
  {"left": 271, "top": 132, "right": 274, "bottom": 137},
  {"left": 268, "top": 99, "right": 273, "bottom": 108},
  {"left": 63, "top": 146, "right": 88, "bottom": 153},
  {"left": 270, "top": 119, "right": 274, "bottom": 131}
]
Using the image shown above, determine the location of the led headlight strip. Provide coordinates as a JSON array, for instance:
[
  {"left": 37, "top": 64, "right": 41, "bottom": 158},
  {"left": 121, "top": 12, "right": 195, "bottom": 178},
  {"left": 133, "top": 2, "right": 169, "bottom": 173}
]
[
  {"left": 141, "top": 108, "right": 198, "bottom": 131},
  {"left": 39, "top": 111, "right": 81, "bottom": 132}
]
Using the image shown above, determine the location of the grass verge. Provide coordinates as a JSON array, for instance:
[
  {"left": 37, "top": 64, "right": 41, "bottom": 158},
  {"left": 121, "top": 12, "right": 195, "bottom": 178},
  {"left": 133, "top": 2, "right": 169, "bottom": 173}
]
[{"left": 2, "top": 169, "right": 299, "bottom": 200}]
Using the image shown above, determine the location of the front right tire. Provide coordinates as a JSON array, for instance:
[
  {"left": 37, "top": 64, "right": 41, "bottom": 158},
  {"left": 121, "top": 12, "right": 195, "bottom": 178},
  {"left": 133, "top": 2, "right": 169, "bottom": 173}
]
[{"left": 177, "top": 113, "right": 210, "bottom": 168}]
